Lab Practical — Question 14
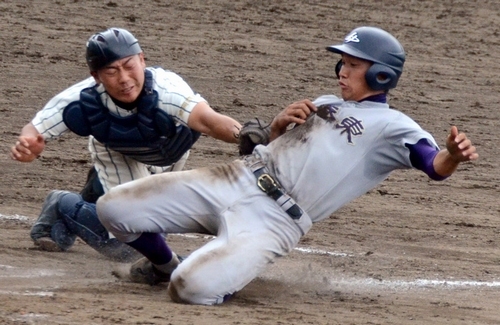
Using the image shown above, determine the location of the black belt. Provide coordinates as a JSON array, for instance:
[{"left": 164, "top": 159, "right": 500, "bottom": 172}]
[{"left": 253, "top": 167, "right": 303, "bottom": 220}]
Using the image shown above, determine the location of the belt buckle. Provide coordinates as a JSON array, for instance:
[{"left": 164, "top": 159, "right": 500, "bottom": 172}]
[{"left": 257, "top": 174, "right": 276, "bottom": 193}]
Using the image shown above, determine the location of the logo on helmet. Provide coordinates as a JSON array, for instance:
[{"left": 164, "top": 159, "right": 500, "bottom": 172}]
[{"left": 344, "top": 32, "right": 360, "bottom": 43}]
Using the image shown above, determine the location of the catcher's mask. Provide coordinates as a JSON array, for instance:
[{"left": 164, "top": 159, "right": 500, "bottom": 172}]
[
  {"left": 327, "top": 26, "right": 405, "bottom": 91},
  {"left": 86, "top": 28, "right": 142, "bottom": 71}
]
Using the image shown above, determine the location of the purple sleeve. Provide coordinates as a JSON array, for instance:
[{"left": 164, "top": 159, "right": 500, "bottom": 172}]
[{"left": 405, "top": 139, "right": 448, "bottom": 181}]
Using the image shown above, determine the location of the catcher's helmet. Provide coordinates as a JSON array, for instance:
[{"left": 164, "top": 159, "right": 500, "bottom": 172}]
[
  {"left": 86, "top": 28, "right": 142, "bottom": 71},
  {"left": 327, "top": 26, "right": 405, "bottom": 91}
]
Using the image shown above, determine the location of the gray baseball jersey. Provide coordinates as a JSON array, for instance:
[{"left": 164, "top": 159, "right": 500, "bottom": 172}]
[
  {"left": 256, "top": 94, "right": 439, "bottom": 223},
  {"left": 31, "top": 67, "right": 206, "bottom": 191},
  {"left": 97, "top": 94, "right": 440, "bottom": 304}
]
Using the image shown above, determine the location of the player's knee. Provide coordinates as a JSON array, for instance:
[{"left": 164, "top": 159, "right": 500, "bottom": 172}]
[
  {"left": 57, "top": 193, "right": 107, "bottom": 241},
  {"left": 168, "top": 269, "right": 230, "bottom": 305},
  {"left": 58, "top": 192, "right": 99, "bottom": 229},
  {"left": 168, "top": 274, "right": 190, "bottom": 304},
  {"left": 57, "top": 192, "right": 84, "bottom": 221},
  {"left": 168, "top": 272, "right": 205, "bottom": 305}
]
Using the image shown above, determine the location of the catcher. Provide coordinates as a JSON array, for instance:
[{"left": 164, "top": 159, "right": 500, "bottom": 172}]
[
  {"left": 97, "top": 26, "right": 477, "bottom": 304},
  {"left": 10, "top": 27, "right": 242, "bottom": 262}
]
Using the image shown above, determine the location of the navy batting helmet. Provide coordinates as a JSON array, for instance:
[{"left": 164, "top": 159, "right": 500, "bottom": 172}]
[
  {"left": 327, "top": 26, "right": 405, "bottom": 91},
  {"left": 86, "top": 28, "right": 142, "bottom": 71}
]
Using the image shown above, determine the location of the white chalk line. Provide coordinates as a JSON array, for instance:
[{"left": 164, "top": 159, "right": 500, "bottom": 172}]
[
  {"left": 0, "top": 264, "right": 65, "bottom": 278},
  {"left": 328, "top": 277, "right": 500, "bottom": 289},
  {"left": 0, "top": 213, "right": 30, "bottom": 222},
  {"left": 0, "top": 289, "right": 55, "bottom": 297},
  {"left": 2, "top": 213, "right": 500, "bottom": 290}
]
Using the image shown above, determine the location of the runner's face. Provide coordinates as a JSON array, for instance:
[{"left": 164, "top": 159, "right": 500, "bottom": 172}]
[
  {"left": 337, "top": 54, "right": 382, "bottom": 101},
  {"left": 94, "top": 53, "right": 146, "bottom": 103}
]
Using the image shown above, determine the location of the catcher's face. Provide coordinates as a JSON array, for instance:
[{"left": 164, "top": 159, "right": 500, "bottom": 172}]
[
  {"left": 337, "top": 54, "right": 383, "bottom": 101},
  {"left": 92, "top": 53, "right": 146, "bottom": 103}
]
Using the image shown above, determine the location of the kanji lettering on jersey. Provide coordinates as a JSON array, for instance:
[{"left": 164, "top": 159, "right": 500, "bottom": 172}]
[
  {"left": 336, "top": 116, "right": 364, "bottom": 144},
  {"left": 316, "top": 104, "right": 339, "bottom": 122}
]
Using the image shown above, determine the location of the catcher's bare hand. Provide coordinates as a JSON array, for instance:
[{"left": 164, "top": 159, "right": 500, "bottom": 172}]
[
  {"left": 270, "top": 99, "right": 317, "bottom": 141},
  {"left": 10, "top": 134, "right": 45, "bottom": 162}
]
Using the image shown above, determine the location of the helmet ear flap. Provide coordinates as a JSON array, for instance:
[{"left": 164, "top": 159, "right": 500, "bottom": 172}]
[
  {"left": 365, "top": 63, "right": 399, "bottom": 90},
  {"left": 335, "top": 59, "right": 342, "bottom": 79}
]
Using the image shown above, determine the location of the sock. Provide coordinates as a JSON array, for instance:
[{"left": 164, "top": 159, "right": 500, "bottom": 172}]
[
  {"left": 154, "top": 254, "right": 180, "bottom": 274},
  {"left": 126, "top": 233, "right": 173, "bottom": 265}
]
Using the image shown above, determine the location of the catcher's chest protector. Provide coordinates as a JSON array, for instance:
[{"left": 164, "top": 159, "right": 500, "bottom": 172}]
[{"left": 63, "top": 70, "right": 200, "bottom": 166}]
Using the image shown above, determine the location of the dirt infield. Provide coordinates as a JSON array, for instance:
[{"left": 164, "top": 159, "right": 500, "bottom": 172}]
[{"left": 1, "top": 0, "right": 499, "bottom": 324}]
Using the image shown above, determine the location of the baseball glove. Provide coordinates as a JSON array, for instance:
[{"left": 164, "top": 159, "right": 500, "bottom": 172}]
[{"left": 238, "top": 118, "right": 271, "bottom": 155}]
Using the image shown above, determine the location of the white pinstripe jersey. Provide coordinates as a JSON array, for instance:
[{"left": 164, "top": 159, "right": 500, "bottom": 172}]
[
  {"left": 31, "top": 67, "right": 206, "bottom": 191},
  {"left": 254, "top": 94, "right": 440, "bottom": 223}
]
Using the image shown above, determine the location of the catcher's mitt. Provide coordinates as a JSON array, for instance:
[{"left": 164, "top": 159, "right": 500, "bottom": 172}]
[{"left": 238, "top": 118, "right": 271, "bottom": 155}]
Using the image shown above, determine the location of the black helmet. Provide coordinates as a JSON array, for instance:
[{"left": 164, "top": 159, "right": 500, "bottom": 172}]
[
  {"left": 327, "top": 26, "right": 405, "bottom": 91},
  {"left": 86, "top": 28, "right": 142, "bottom": 71}
]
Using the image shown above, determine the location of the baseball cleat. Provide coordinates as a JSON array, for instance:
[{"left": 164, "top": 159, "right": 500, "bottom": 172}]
[
  {"left": 133, "top": 256, "right": 178, "bottom": 285},
  {"left": 129, "top": 258, "right": 172, "bottom": 285}
]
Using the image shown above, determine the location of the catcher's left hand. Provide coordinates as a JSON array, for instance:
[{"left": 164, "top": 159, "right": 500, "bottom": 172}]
[{"left": 238, "top": 118, "right": 271, "bottom": 155}]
